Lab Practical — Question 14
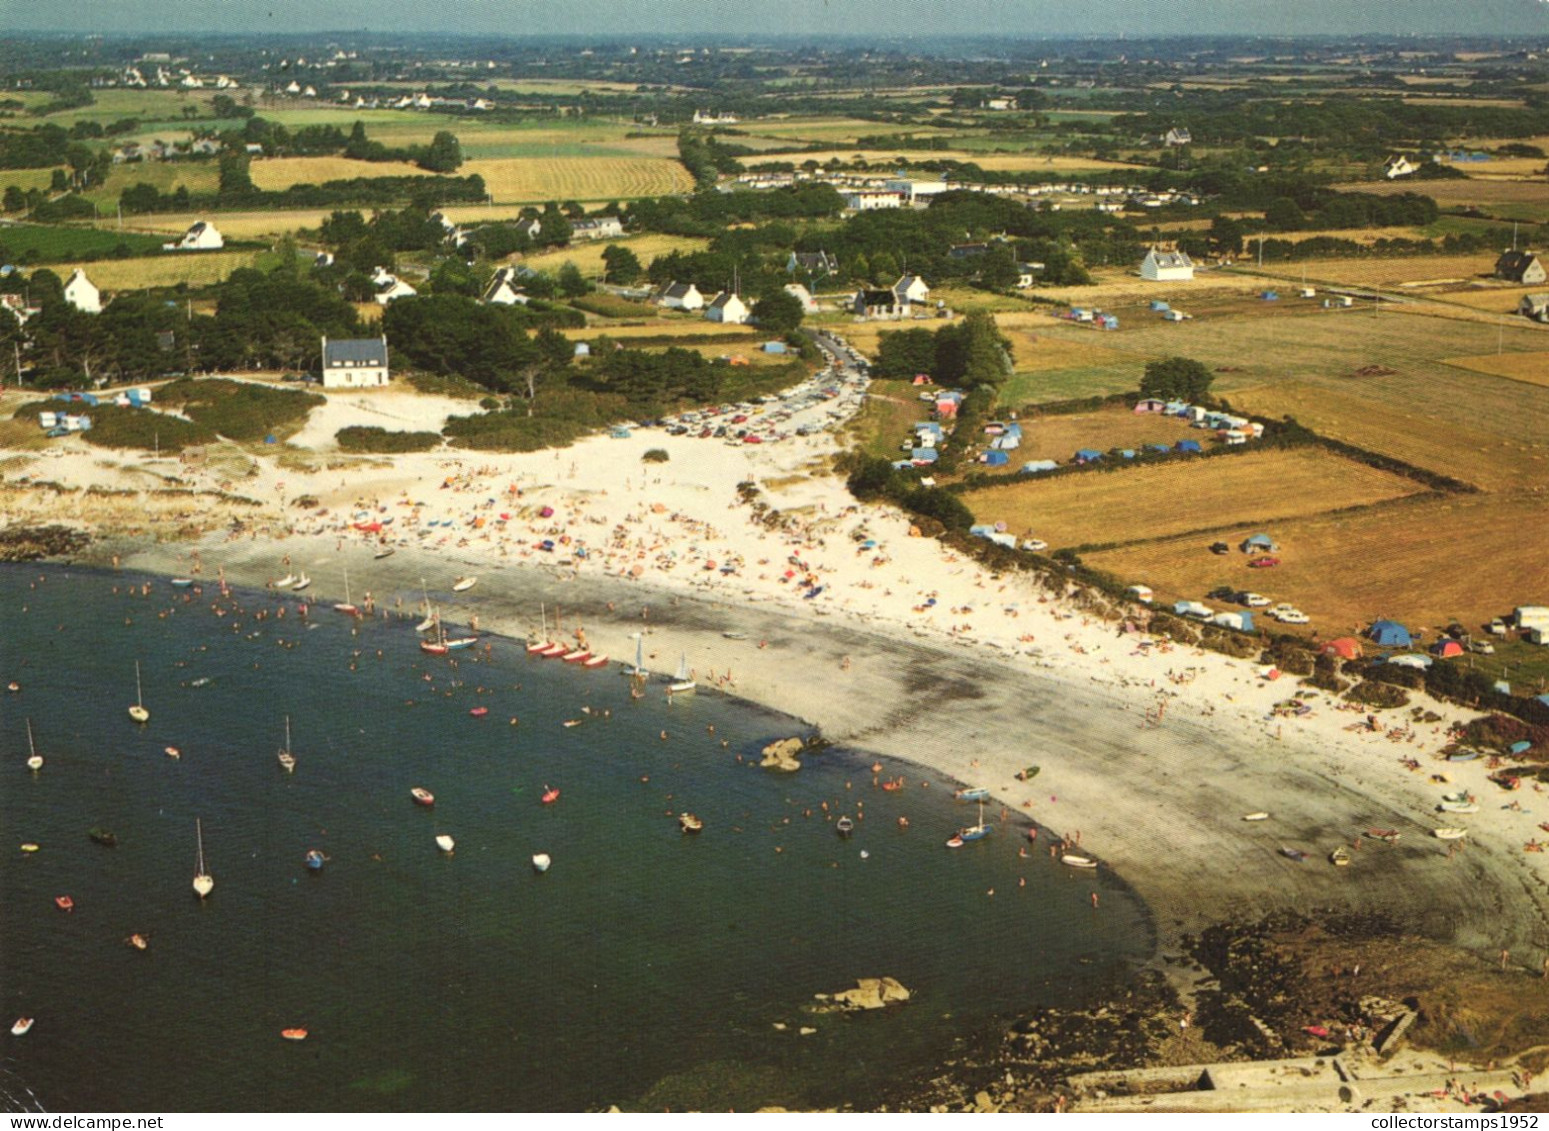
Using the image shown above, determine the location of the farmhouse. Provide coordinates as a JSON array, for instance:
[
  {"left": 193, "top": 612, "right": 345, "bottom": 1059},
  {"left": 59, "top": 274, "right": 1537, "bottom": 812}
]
[
  {"left": 654, "top": 281, "right": 704, "bottom": 311},
  {"left": 482, "top": 267, "right": 529, "bottom": 306},
  {"left": 0, "top": 293, "right": 40, "bottom": 325},
  {"left": 372, "top": 271, "right": 417, "bottom": 305},
  {"left": 893, "top": 274, "right": 931, "bottom": 305},
  {"left": 162, "top": 220, "right": 223, "bottom": 251},
  {"left": 853, "top": 289, "right": 900, "bottom": 318},
  {"left": 1164, "top": 127, "right": 1192, "bottom": 147},
  {"left": 320, "top": 336, "right": 389, "bottom": 389},
  {"left": 787, "top": 250, "right": 838, "bottom": 275},
  {"left": 1521, "top": 293, "right": 1549, "bottom": 323},
  {"left": 704, "top": 291, "right": 750, "bottom": 324},
  {"left": 1383, "top": 154, "right": 1418, "bottom": 179},
  {"left": 571, "top": 216, "right": 625, "bottom": 240},
  {"left": 63, "top": 269, "right": 101, "bottom": 314},
  {"left": 1140, "top": 248, "right": 1195, "bottom": 281},
  {"left": 1495, "top": 250, "right": 1547, "bottom": 285}
]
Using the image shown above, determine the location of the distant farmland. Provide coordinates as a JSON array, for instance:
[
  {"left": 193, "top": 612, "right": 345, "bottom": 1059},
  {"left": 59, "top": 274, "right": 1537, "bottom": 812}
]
[
  {"left": 60, "top": 250, "right": 257, "bottom": 291},
  {"left": 464, "top": 157, "right": 694, "bottom": 204},
  {"left": 960, "top": 448, "right": 1422, "bottom": 549},
  {"left": 1443, "top": 350, "right": 1549, "bottom": 390}
]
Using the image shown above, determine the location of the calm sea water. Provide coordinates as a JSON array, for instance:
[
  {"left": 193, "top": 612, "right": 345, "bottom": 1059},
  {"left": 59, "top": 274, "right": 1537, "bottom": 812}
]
[{"left": 0, "top": 564, "right": 1149, "bottom": 1112}]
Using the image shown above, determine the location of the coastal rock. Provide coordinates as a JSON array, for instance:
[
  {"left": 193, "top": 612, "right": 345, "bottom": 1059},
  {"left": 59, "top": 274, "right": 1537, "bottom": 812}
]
[
  {"left": 0, "top": 524, "right": 90, "bottom": 562},
  {"left": 760, "top": 737, "right": 804, "bottom": 772},
  {"left": 830, "top": 976, "right": 911, "bottom": 1011}
]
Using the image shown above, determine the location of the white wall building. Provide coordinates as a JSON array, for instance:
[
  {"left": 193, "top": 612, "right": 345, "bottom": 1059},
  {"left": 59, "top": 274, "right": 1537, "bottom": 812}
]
[
  {"left": 704, "top": 291, "right": 750, "bottom": 324},
  {"left": 320, "top": 336, "right": 389, "bottom": 388},
  {"left": 1140, "top": 248, "right": 1195, "bottom": 282},
  {"left": 162, "top": 220, "right": 224, "bottom": 251},
  {"left": 64, "top": 269, "right": 101, "bottom": 314}
]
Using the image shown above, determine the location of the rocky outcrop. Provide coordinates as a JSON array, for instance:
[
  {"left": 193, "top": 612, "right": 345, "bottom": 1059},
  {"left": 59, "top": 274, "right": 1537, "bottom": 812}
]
[
  {"left": 0, "top": 524, "right": 90, "bottom": 562},
  {"left": 816, "top": 977, "right": 911, "bottom": 1011},
  {"left": 760, "top": 737, "right": 804, "bottom": 772}
]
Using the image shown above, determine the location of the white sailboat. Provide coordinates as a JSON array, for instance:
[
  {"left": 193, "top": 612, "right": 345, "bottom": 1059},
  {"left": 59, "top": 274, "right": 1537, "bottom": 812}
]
[
  {"left": 416, "top": 579, "right": 437, "bottom": 633},
  {"left": 668, "top": 653, "right": 696, "bottom": 694},
  {"left": 193, "top": 818, "right": 214, "bottom": 898},
  {"left": 277, "top": 716, "right": 296, "bottom": 773},
  {"left": 25, "top": 718, "right": 42, "bottom": 771},
  {"left": 128, "top": 661, "right": 150, "bottom": 723},
  {"left": 624, "top": 632, "right": 648, "bottom": 678},
  {"left": 291, "top": 572, "right": 311, "bottom": 592},
  {"left": 334, "top": 567, "right": 359, "bottom": 616}
]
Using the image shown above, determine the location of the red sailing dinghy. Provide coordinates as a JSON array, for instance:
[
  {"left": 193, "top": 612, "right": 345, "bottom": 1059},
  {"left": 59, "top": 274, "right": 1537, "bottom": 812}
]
[{"left": 541, "top": 785, "right": 560, "bottom": 805}]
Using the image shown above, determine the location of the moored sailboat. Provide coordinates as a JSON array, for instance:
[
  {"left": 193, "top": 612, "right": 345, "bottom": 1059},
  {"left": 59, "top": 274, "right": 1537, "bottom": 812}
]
[
  {"left": 333, "top": 568, "right": 359, "bottom": 617},
  {"left": 193, "top": 818, "right": 214, "bottom": 898},
  {"left": 277, "top": 716, "right": 296, "bottom": 773},
  {"left": 128, "top": 661, "right": 150, "bottom": 723},
  {"left": 25, "top": 718, "right": 42, "bottom": 771},
  {"left": 668, "top": 653, "right": 696, "bottom": 694}
]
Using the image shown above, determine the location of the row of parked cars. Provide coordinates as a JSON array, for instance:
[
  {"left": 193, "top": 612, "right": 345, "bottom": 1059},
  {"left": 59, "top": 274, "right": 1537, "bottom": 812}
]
[{"left": 1205, "top": 587, "right": 1309, "bottom": 624}]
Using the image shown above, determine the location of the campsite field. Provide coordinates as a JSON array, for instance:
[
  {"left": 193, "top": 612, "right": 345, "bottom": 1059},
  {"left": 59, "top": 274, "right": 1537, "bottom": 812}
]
[
  {"left": 1228, "top": 379, "right": 1549, "bottom": 492},
  {"left": 1083, "top": 492, "right": 1549, "bottom": 635},
  {"left": 997, "top": 408, "right": 1200, "bottom": 464},
  {"left": 960, "top": 448, "right": 1423, "bottom": 549},
  {"left": 846, "top": 379, "right": 932, "bottom": 461},
  {"left": 1251, "top": 252, "right": 1500, "bottom": 291},
  {"left": 1442, "top": 350, "right": 1549, "bottom": 389}
]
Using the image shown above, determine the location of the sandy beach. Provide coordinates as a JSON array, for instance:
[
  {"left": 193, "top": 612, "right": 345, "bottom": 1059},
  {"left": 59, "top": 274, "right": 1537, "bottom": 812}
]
[{"left": 5, "top": 359, "right": 1549, "bottom": 964}]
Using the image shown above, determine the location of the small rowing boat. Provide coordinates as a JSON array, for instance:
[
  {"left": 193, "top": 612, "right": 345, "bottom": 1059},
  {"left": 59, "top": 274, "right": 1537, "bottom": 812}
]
[
  {"left": 280, "top": 1028, "right": 308, "bottom": 1041},
  {"left": 1433, "top": 827, "right": 1468, "bottom": 840},
  {"left": 1241, "top": 811, "right": 1270, "bottom": 822},
  {"left": 170, "top": 577, "right": 194, "bottom": 588},
  {"left": 11, "top": 1018, "right": 33, "bottom": 1037},
  {"left": 1061, "top": 853, "right": 1097, "bottom": 869},
  {"left": 436, "top": 835, "right": 455, "bottom": 854},
  {"left": 532, "top": 853, "right": 552, "bottom": 873},
  {"left": 410, "top": 787, "right": 435, "bottom": 806},
  {"left": 55, "top": 894, "right": 74, "bottom": 911},
  {"left": 452, "top": 576, "right": 477, "bottom": 593},
  {"left": 469, "top": 707, "right": 488, "bottom": 718},
  {"left": 1366, "top": 829, "right": 1400, "bottom": 843}
]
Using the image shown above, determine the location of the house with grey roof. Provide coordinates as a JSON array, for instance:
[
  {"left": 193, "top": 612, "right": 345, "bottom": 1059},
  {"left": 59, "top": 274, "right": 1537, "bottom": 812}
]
[
  {"left": 320, "top": 336, "right": 389, "bottom": 389},
  {"left": 1140, "top": 247, "right": 1195, "bottom": 281}
]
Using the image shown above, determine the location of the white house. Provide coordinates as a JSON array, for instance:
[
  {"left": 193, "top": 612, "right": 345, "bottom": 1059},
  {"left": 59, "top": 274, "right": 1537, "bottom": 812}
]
[
  {"left": 704, "top": 291, "right": 750, "bottom": 324},
  {"left": 1384, "top": 154, "right": 1418, "bottom": 179},
  {"left": 1140, "top": 248, "right": 1195, "bottom": 282},
  {"left": 1164, "top": 127, "right": 1192, "bottom": 147},
  {"left": 370, "top": 268, "right": 417, "bottom": 304},
  {"left": 482, "top": 267, "right": 529, "bottom": 306},
  {"left": 843, "top": 190, "right": 904, "bottom": 211},
  {"left": 884, "top": 178, "right": 950, "bottom": 203},
  {"left": 320, "top": 336, "right": 389, "bottom": 388},
  {"left": 64, "top": 269, "right": 101, "bottom": 314},
  {"left": 162, "top": 220, "right": 224, "bottom": 252},
  {"left": 655, "top": 281, "right": 704, "bottom": 311},
  {"left": 570, "top": 216, "right": 624, "bottom": 240},
  {"left": 893, "top": 274, "right": 930, "bottom": 305}
]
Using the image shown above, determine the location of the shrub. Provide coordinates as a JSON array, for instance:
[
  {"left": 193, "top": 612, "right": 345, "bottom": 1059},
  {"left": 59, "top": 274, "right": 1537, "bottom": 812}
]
[
  {"left": 1344, "top": 681, "right": 1411, "bottom": 709},
  {"left": 335, "top": 426, "right": 441, "bottom": 453},
  {"left": 156, "top": 378, "right": 322, "bottom": 442},
  {"left": 642, "top": 448, "right": 669, "bottom": 463}
]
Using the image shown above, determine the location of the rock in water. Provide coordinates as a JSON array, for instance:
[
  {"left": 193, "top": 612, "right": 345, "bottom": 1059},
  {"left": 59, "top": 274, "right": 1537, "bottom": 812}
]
[
  {"left": 831, "top": 976, "right": 911, "bottom": 1010},
  {"left": 760, "top": 737, "right": 804, "bottom": 772}
]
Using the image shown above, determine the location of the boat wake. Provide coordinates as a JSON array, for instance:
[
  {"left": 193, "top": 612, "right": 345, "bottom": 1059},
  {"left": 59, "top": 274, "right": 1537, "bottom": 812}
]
[{"left": 0, "top": 1063, "right": 47, "bottom": 1113}]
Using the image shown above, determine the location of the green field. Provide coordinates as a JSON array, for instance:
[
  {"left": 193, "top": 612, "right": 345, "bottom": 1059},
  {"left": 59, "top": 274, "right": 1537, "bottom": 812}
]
[
  {"left": 80, "top": 161, "right": 222, "bottom": 207},
  {"left": 0, "top": 224, "right": 168, "bottom": 262}
]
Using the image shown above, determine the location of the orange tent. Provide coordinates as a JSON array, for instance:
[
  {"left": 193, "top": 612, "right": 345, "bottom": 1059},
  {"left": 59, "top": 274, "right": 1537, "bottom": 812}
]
[{"left": 1320, "top": 637, "right": 1363, "bottom": 660}]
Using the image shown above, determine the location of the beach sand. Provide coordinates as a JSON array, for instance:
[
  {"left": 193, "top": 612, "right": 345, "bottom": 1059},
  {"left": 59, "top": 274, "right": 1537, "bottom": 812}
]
[{"left": 5, "top": 367, "right": 1548, "bottom": 964}]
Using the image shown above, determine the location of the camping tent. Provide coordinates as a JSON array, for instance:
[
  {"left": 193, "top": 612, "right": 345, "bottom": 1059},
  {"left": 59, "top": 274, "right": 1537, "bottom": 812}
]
[
  {"left": 1386, "top": 654, "right": 1432, "bottom": 670},
  {"left": 1074, "top": 448, "right": 1103, "bottom": 462},
  {"left": 1175, "top": 440, "right": 1202, "bottom": 453},
  {"left": 1241, "top": 533, "right": 1276, "bottom": 553},
  {"left": 1021, "top": 460, "right": 1058, "bottom": 474},
  {"left": 1321, "top": 638, "right": 1363, "bottom": 660},
  {"left": 1369, "top": 620, "right": 1413, "bottom": 648},
  {"left": 1431, "top": 639, "right": 1464, "bottom": 658},
  {"left": 982, "top": 450, "right": 1009, "bottom": 467}
]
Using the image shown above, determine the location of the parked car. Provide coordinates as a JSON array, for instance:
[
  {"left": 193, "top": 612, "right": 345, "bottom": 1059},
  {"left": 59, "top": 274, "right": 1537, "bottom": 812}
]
[
  {"left": 1247, "top": 556, "right": 1281, "bottom": 569},
  {"left": 1468, "top": 639, "right": 1495, "bottom": 654},
  {"left": 743, "top": 434, "right": 763, "bottom": 444},
  {"left": 1209, "top": 542, "right": 1230, "bottom": 555},
  {"left": 1207, "top": 586, "right": 1237, "bottom": 600},
  {"left": 1239, "top": 593, "right": 1272, "bottom": 608},
  {"left": 1021, "top": 538, "right": 1049, "bottom": 552},
  {"left": 1274, "top": 610, "right": 1309, "bottom": 625},
  {"left": 1487, "top": 618, "right": 1508, "bottom": 637}
]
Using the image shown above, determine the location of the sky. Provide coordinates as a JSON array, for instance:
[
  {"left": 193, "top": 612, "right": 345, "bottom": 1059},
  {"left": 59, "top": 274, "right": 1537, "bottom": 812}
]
[{"left": 4, "top": 0, "right": 1549, "bottom": 39}]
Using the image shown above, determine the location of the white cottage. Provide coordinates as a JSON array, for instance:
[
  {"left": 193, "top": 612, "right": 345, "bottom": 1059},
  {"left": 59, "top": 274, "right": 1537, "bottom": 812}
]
[
  {"left": 655, "top": 281, "right": 704, "bottom": 311},
  {"left": 64, "top": 268, "right": 102, "bottom": 314},
  {"left": 704, "top": 291, "right": 750, "bottom": 324},
  {"left": 162, "top": 220, "right": 224, "bottom": 251},
  {"left": 1140, "top": 248, "right": 1195, "bottom": 282},
  {"left": 320, "top": 336, "right": 389, "bottom": 388}
]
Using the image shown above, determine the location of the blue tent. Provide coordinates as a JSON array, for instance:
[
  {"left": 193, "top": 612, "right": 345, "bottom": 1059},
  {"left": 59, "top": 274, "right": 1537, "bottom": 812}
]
[
  {"left": 1369, "top": 619, "right": 1413, "bottom": 648},
  {"left": 911, "top": 448, "right": 938, "bottom": 463},
  {"left": 1021, "top": 460, "right": 1058, "bottom": 474},
  {"left": 983, "top": 450, "right": 1009, "bottom": 467},
  {"left": 1119, "top": 449, "right": 1136, "bottom": 459},
  {"left": 1075, "top": 448, "right": 1103, "bottom": 462},
  {"left": 1537, "top": 694, "right": 1549, "bottom": 708},
  {"left": 1242, "top": 533, "right": 1276, "bottom": 551},
  {"left": 1148, "top": 444, "right": 1172, "bottom": 454},
  {"left": 1175, "top": 440, "right": 1202, "bottom": 453}
]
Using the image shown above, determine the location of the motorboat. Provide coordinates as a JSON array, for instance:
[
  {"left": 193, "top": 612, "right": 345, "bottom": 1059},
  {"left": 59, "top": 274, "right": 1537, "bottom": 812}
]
[
  {"left": 126, "top": 933, "right": 149, "bottom": 951},
  {"left": 273, "top": 573, "right": 296, "bottom": 590},
  {"left": 291, "top": 573, "right": 311, "bottom": 592},
  {"left": 88, "top": 827, "right": 118, "bottom": 847},
  {"left": 11, "top": 1018, "right": 33, "bottom": 1037},
  {"left": 1279, "top": 846, "right": 1308, "bottom": 862},
  {"left": 304, "top": 850, "right": 325, "bottom": 871},
  {"left": 436, "top": 835, "right": 455, "bottom": 854},
  {"left": 531, "top": 853, "right": 552, "bottom": 873},
  {"left": 280, "top": 1029, "right": 308, "bottom": 1041},
  {"left": 410, "top": 787, "right": 435, "bottom": 806},
  {"left": 836, "top": 816, "right": 855, "bottom": 837},
  {"left": 954, "top": 787, "right": 990, "bottom": 802}
]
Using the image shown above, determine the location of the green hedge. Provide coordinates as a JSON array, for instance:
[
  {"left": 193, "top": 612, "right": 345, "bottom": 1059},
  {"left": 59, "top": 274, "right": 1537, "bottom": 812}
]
[
  {"left": 335, "top": 425, "right": 441, "bottom": 453},
  {"left": 156, "top": 378, "right": 323, "bottom": 441}
]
